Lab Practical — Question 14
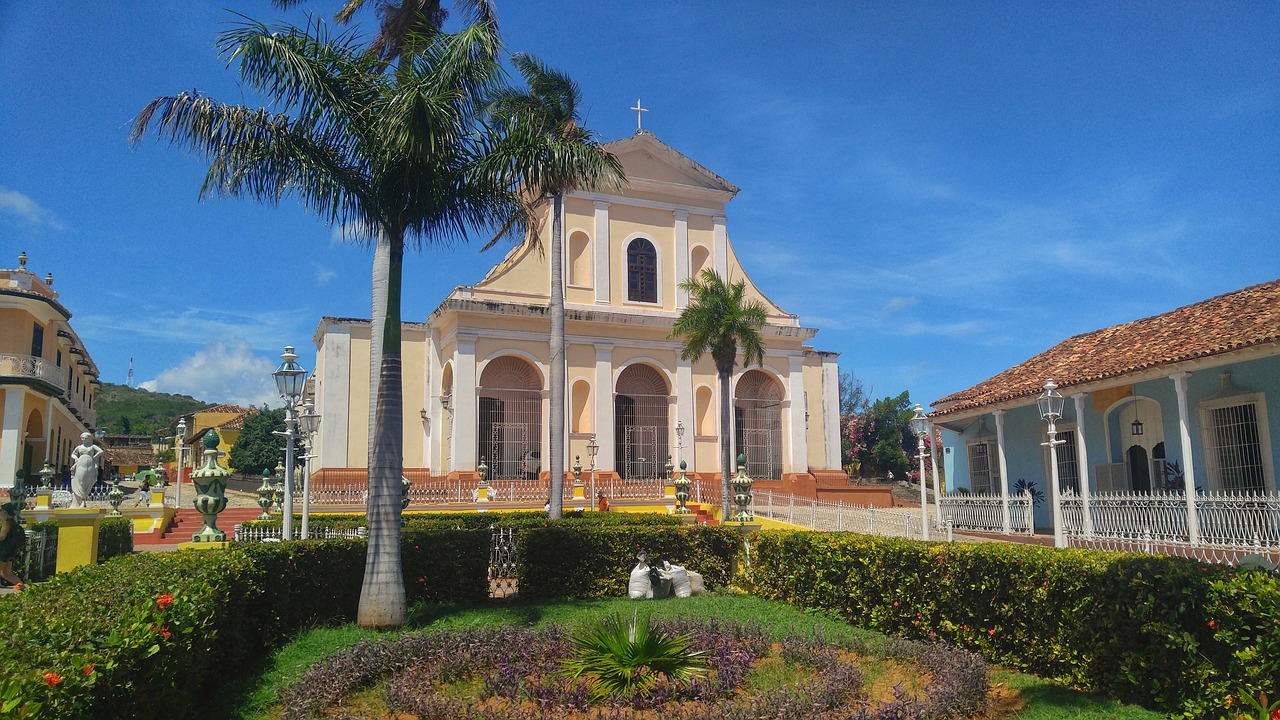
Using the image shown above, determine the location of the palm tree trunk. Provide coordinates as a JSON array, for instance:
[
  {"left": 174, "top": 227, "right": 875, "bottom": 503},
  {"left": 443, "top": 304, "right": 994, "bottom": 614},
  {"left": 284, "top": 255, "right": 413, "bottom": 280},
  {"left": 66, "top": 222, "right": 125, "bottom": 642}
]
[
  {"left": 358, "top": 231, "right": 407, "bottom": 628},
  {"left": 548, "top": 193, "right": 565, "bottom": 518},
  {"left": 719, "top": 366, "right": 733, "bottom": 520},
  {"left": 368, "top": 234, "right": 388, "bottom": 484}
]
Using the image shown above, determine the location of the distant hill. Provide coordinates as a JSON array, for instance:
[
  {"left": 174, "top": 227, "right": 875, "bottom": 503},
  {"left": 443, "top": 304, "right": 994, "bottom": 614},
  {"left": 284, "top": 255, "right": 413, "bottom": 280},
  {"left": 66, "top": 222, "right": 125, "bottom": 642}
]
[{"left": 95, "top": 383, "right": 215, "bottom": 436}]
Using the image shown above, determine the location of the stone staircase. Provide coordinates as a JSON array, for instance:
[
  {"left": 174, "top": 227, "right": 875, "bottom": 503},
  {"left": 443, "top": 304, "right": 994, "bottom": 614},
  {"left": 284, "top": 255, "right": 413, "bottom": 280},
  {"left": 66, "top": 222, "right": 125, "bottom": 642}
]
[{"left": 134, "top": 508, "right": 265, "bottom": 546}]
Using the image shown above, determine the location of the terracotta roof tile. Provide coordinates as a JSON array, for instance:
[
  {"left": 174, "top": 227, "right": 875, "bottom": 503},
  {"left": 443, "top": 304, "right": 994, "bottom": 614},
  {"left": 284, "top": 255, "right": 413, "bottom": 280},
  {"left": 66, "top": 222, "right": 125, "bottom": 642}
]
[
  {"left": 200, "top": 403, "right": 250, "bottom": 414},
  {"left": 933, "top": 278, "right": 1280, "bottom": 417}
]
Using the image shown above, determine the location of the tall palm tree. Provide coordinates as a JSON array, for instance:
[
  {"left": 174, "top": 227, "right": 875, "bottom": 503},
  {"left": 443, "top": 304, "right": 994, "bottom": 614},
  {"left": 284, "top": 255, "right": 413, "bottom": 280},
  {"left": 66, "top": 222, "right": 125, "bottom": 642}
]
[
  {"left": 669, "top": 269, "right": 769, "bottom": 520},
  {"left": 131, "top": 13, "right": 522, "bottom": 627},
  {"left": 484, "top": 54, "right": 625, "bottom": 518}
]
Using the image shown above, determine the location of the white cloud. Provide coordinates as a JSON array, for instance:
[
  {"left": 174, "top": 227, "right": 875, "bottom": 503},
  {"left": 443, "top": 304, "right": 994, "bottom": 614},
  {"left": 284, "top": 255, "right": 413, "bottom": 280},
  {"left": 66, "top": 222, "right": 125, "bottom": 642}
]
[
  {"left": 881, "top": 297, "right": 919, "bottom": 313},
  {"left": 0, "top": 187, "right": 67, "bottom": 230},
  {"left": 75, "top": 306, "right": 312, "bottom": 349},
  {"left": 141, "top": 342, "right": 280, "bottom": 407},
  {"left": 313, "top": 261, "right": 338, "bottom": 286}
]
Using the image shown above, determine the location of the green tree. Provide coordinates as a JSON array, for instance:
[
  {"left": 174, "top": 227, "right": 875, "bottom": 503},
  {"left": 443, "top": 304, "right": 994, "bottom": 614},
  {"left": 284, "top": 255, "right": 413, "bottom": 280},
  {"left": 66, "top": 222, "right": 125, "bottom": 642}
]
[
  {"left": 852, "top": 391, "right": 914, "bottom": 479},
  {"left": 132, "top": 11, "right": 522, "bottom": 627},
  {"left": 484, "top": 53, "right": 625, "bottom": 518},
  {"left": 669, "top": 269, "right": 769, "bottom": 520},
  {"left": 227, "top": 408, "right": 288, "bottom": 475}
]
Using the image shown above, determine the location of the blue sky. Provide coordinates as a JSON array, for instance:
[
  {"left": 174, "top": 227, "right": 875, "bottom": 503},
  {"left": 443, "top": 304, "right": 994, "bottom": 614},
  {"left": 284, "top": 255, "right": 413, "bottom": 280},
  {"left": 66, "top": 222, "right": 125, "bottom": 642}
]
[{"left": 2, "top": 2, "right": 1277, "bottom": 411}]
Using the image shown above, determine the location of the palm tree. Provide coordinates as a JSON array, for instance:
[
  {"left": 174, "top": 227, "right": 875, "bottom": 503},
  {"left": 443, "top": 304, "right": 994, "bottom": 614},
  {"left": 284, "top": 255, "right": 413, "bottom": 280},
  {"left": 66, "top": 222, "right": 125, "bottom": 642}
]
[
  {"left": 483, "top": 54, "right": 625, "bottom": 518},
  {"left": 131, "top": 13, "right": 522, "bottom": 627},
  {"left": 669, "top": 269, "right": 769, "bottom": 520}
]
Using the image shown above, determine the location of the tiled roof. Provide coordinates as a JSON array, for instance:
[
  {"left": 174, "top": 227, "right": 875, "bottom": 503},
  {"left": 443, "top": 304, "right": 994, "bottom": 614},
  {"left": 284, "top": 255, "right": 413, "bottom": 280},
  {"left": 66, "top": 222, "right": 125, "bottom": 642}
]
[
  {"left": 933, "top": 278, "right": 1280, "bottom": 417},
  {"left": 217, "top": 407, "right": 259, "bottom": 431},
  {"left": 200, "top": 403, "right": 250, "bottom": 415},
  {"left": 106, "top": 448, "right": 155, "bottom": 467}
]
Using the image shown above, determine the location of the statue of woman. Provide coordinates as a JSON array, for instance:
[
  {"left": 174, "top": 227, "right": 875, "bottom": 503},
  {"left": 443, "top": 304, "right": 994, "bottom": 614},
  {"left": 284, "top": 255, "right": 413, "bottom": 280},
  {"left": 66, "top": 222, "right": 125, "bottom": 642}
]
[{"left": 70, "top": 433, "right": 104, "bottom": 508}]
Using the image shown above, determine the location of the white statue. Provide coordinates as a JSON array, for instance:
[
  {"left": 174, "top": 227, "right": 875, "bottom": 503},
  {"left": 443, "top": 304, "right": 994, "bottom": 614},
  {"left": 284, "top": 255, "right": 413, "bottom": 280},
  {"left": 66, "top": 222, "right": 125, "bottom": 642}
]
[{"left": 70, "top": 432, "right": 104, "bottom": 508}]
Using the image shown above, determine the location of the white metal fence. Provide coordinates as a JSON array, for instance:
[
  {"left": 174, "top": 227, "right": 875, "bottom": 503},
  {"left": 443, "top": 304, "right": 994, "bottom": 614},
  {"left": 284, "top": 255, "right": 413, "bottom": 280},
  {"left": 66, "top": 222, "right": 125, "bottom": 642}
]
[
  {"left": 232, "top": 524, "right": 367, "bottom": 542},
  {"left": 938, "top": 491, "right": 1036, "bottom": 535},
  {"left": 752, "top": 490, "right": 926, "bottom": 540},
  {"left": 1061, "top": 490, "right": 1280, "bottom": 563}
]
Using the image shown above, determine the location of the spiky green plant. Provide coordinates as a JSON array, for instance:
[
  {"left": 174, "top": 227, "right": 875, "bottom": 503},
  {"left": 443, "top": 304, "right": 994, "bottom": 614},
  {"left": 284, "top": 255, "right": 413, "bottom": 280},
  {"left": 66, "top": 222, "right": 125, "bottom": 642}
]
[{"left": 562, "top": 611, "right": 707, "bottom": 701}]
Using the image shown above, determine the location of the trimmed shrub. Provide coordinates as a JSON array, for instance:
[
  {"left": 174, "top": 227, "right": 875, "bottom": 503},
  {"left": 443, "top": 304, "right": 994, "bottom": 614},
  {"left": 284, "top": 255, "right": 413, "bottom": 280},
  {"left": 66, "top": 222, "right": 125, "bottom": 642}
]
[
  {"left": 0, "top": 529, "right": 492, "bottom": 719},
  {"left": 516, "top": 525, "right": 740, "bottom": 601},
  {"left": 237, "top": 510, "right": 682, "bottom": 535},
  {"left": 745, "top": 530, "right": 1279, "bottom": 718},
  {"left": 97, "top": 517, "right": 133, "bottom": 561}
]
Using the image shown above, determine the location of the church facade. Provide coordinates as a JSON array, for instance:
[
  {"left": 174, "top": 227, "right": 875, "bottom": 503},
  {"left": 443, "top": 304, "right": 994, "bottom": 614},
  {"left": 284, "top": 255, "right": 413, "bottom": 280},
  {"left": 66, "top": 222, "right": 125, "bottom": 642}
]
[{"left": 309, "top": 132, "right": 845, "bottom": 496}]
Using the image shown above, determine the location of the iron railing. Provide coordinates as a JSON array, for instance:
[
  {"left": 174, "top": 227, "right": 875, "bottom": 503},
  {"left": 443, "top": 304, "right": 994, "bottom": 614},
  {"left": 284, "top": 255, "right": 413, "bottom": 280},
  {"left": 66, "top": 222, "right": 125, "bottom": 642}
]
[{"left": 938, "top": 491, "right": 1036, "bottom": 535}]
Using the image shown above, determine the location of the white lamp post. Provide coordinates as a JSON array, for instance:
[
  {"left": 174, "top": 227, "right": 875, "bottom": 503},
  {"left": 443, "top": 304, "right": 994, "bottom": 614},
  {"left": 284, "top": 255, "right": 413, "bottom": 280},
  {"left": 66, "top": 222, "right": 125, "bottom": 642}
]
[
  {"left": 586, "top": 434, "right": 599, "bottom": 509},
  {"left": 298, "top": 398, "right": 321, "bottom": 539},
  {"left": 175, "top": 417, "right": 187, "bottom": 509},
  {"left": 272, "top": 346, "right": 308, "bottom": 541},
  {"left": 911, "top": 404, "right": 931, "bottom": 540},
  {"left": 675, "top": 421, "right": 685, "bottom": 465},
  {"left": 1037, "top": 379, "right": 1067, "bottom": 549}
]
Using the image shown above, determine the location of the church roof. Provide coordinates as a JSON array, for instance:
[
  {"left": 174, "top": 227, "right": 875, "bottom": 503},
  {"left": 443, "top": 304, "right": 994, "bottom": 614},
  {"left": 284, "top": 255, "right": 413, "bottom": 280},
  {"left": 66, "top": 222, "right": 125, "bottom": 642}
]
[
  {"left": 932, "top": 278, "right": 1280, "bottom": 417},
  {"left": 603, "top": 131, "right": 740, "bottom": 195}
]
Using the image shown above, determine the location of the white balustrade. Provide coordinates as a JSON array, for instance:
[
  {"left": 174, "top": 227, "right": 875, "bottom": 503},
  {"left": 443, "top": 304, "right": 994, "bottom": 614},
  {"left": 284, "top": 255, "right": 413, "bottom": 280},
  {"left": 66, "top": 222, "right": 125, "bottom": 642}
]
[{"left": 939, "top": 491, "right": 1035, "bottom": 535}]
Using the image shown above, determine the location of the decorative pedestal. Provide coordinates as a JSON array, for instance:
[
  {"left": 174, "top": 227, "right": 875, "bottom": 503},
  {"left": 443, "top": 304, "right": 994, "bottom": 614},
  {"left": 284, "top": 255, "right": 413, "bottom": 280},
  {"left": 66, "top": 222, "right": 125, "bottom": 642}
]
[
  {"left": 53, "top": 508, "right": 102, "bottom": 573},
  {"left": 189, "top": 430, "right": 229, "bottom": 543}
]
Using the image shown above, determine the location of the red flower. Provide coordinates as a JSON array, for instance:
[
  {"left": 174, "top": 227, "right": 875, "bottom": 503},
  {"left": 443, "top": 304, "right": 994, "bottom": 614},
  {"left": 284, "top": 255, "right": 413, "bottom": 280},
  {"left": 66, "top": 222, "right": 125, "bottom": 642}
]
[
  {"left": 157, "top": 593, "right": 174, "bottom": 609},
  {"left": 82, "top": 663, "right": 96, "bottom": 676},
  {"left": 988, "top": 629, "right": 996, "bottom": 636},
  {"left": 159, "top": 626, "right": 172, "bottom": 640},
  {"left": 1208, "top": 620, "right": 1216, "bottom": 628},
  {"left": 44, "top": 672, "right": 62, "bottom": 687},
  {"left": 893, "top": 601, "right": 899, "bottom": 607}
]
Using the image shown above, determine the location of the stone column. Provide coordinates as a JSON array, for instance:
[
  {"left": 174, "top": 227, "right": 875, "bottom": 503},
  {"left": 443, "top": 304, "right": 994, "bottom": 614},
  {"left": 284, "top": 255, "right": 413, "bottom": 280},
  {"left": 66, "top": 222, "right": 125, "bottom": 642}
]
[
  {"left": 453, "top": 334, "right": 478, "bottom": 471},
  {"left": 0, "top": 387, "right": 24, "bottom": 489},
  {"left": 674, "top": 209, "right": 690, "bottom": 308},
  {"left": 786, "top": 356, "right": 807, "bottom": 473},
  {"left": 594, "top": 344, "right": 615, "bottom": 473},
  {"left": 994, "top": 410, "right": 1012, "bottom": 534},
  {"left": 1071, "top": 393, "right": 1094, "bottom": 537},
  {"left": 822, "top": 354, "right": 841, "bottom": 470},
  {"left": 676, "top": 357, "right": 695, "bottom": 469},
  {"left": 593, "top": 200, "right": 611, "bottom": 305},
  {"left": 713, "top": 215, "right": 728, "bottom": 279},
  {"left": 1171, "top": 371, "right": 1200, "bottom": 544}
]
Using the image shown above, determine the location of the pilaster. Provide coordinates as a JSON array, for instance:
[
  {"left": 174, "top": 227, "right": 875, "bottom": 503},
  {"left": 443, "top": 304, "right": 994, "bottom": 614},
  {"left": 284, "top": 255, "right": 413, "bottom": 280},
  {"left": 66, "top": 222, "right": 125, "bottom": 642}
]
[
  {"left": 594, "top": 344, "right": 615, "bottom": 471},
  {"left": 593, "top": 200, "right": 611, "bottom": 305},
  {"left": 713, "top": 215, "right": 728, "bottom": 279},
  {"left": 786, "top": 356, "right": 807, "bottom": 473},
  {"left": 1, "top": 387, "right": 26, "bottom": 489},
  {"left": 453, "top": 334, "right": 478, "bottom": 471},
  {"left": 674, "top": 209, "right": 690, "bottom": 308}
]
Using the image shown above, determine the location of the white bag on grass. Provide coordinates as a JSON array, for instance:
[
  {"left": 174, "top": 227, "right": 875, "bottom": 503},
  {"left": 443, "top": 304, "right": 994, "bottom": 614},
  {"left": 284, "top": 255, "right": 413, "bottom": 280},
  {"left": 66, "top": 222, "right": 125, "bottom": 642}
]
[
  {"left": 667, "top": 563, "right": 693, "bottom": 598},
  {"left": 628, "top": 562, "right": 653, "bottom": 599},
  {"left": 687, "top": 570, "right": 706, "bottom": 595}
]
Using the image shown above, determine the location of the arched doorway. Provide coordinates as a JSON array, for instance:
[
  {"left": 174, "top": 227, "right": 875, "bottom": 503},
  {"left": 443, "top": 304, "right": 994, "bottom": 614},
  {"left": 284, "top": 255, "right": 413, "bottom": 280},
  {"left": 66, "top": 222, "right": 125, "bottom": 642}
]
[
  {"left": 734, "top": 370, "right": 783, "bottom": 480},
  {"left": 477, "top": 356, "right": 543, "bottom": 481},
  {"left": 23, "top": 408, "right": 45, "bottom": 479},
  {"left": 1120, "top": 397, "right": 1164, "bottom": 493},
  {"left": 615, "top": 364, "right": 670, "bottom": 480}
]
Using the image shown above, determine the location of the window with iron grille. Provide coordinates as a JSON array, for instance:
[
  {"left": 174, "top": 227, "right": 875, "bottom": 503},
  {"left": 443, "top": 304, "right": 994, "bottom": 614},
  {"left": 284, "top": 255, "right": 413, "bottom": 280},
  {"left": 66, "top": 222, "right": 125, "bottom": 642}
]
[
  {"left": 967, "top": 441, "right": 993, "bottom": 493},
  {"left": 1056, "top": 429, "right": 1080, "bottom": 493},
  {"left": 1201, "top": 397, "right": 1268, "bottom": 493},
  {"left": 627, "top": 238, "right": 657, "bottom": 303}
]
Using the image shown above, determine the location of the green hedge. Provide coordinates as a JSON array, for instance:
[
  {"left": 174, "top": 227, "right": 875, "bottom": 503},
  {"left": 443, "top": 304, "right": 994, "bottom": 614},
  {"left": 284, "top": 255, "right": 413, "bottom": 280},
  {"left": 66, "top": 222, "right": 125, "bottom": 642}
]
[
  {"left": 239, "top": 510, "right": 682, "bottom": 535},
  {"left": 0, "top": 528, "right": 491, "bottom": 719},
  {"left": 744, "top": 530, "right": 1280, "bottom": 718},
  {"left": 97, "top": 517, "right": 133, "bottom": 561},
  {"left": 516, "top": 524, "right": 740, "bottom": 600}
]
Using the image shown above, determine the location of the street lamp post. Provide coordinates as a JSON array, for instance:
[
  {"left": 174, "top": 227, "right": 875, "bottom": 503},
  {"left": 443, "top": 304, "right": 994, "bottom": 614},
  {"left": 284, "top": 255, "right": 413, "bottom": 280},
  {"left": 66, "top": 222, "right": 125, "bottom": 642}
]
[
  {"left": 298, "top": 398, "right": 321, "bottom": 540},
  {"left": 271, "top": 346, "right": 308, "bottom": 541},
  {"left": 911, "top": 404, "right": 931, "bottom": 541},
  {"left": 586, "top": 435, "right": 599, "bottom": 509},
  {"left": 175, "top": 418, "right": 187, "bottom": 509},
  {"left": 1037, "top": 379, "right": 1067, "bottom": 549},
  {"left": 675, "top": 421, "right": 685, "bottom": 465}
]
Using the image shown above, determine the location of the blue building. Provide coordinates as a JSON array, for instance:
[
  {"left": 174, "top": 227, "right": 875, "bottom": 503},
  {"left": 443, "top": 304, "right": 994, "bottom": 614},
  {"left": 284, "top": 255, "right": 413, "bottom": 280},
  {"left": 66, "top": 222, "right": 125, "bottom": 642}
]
[{"left": 932, "top": 279, "right": 1279, "bottom": 535}]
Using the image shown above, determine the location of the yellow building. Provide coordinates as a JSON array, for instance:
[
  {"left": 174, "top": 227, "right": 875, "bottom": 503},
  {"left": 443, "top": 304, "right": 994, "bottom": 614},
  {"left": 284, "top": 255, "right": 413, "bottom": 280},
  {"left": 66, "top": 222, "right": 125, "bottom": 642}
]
[
  {"left": 1, "top": 251, "right": 100, "bottom": 488},
  {"left": 311, "top": 132, "right": 846, "bottom": 495},
  {"left": 178, "top": 404, "right": 254, "bottom": 472}
]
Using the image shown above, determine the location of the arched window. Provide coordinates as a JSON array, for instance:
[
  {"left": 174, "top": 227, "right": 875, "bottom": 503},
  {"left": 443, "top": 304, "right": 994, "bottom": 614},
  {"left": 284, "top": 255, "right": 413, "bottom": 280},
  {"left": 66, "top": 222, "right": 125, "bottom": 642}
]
[
  {"left": 615, "top": 364, "right": 670, "bottom": 480},
  {"left": 569, "top": 231, "right": 591, "bottom": 287},
  {"left": 627, "top": 238, "right": 657, "bottom": 303}
]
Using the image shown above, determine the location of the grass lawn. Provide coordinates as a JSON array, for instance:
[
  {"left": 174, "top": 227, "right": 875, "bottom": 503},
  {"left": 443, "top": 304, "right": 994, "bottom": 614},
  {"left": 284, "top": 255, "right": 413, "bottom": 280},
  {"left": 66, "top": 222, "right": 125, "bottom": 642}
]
[{"left": 220, "top": 593, "right": 1163, "bottom": 720}]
